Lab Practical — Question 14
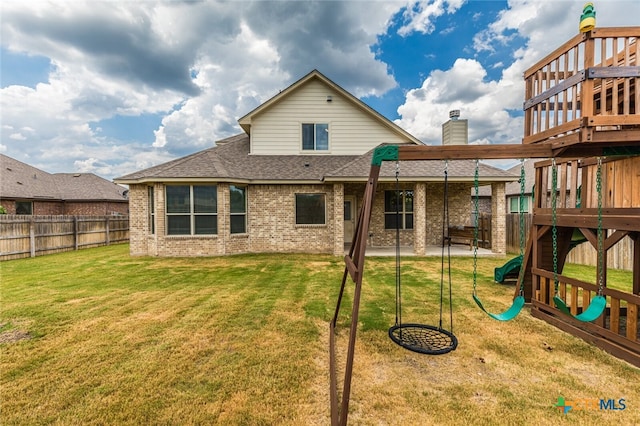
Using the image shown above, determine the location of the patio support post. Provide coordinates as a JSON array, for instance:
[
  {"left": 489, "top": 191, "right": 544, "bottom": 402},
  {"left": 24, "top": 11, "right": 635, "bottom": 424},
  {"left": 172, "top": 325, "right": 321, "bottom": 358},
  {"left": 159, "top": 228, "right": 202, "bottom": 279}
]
[
  {"left": 491, "top": 182, "right": 507, "bottom": 254},
  {"left": 333, "top": 183, "right": 344, "bottom": 256},
  {"left": 414, "top": 182, "right": 426, "bottom": 255}
]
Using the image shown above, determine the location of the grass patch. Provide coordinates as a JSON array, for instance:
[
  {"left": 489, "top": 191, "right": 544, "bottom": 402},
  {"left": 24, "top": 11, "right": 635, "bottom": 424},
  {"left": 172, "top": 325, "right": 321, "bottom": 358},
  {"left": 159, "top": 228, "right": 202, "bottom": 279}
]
[{"left": 1, "top": 245, "right": 638, "bottom": 425}]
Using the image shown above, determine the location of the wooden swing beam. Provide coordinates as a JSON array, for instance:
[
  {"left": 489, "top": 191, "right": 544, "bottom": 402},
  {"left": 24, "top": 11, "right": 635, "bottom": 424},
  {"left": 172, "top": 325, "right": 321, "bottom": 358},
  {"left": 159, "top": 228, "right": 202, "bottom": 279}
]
[{"left": 373, "top": 142, "right": 640, "bottom": 164}]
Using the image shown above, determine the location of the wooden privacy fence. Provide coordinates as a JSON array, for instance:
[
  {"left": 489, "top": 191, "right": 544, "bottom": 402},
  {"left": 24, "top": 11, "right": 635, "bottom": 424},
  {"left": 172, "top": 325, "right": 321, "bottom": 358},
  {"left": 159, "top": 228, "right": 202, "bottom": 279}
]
[
  {"left": 0, "top": 215, "right": 129, "bottom": 261},
  {"left": 506, "top": 213, "right": 633, "bottom": 271}
]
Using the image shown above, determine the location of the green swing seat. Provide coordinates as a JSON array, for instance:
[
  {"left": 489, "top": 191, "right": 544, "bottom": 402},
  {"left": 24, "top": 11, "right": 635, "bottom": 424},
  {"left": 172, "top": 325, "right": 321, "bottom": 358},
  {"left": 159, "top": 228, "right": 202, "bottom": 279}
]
[
  {"left": 472, "top": 160, "right": 526, "bottom": 322},
  {"left": 549, "top": 158, "right": 607, "bottom": 324},
  {"left": 553, "top": 294, "right": 607, "bottom": 322},
  {"left": 473, "top": 294, "right": 525, "bottom": 322}
]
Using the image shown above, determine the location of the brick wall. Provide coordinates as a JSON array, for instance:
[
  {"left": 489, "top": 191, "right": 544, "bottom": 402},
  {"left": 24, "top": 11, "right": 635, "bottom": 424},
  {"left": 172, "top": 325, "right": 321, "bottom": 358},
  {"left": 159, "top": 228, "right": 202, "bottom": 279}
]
[
  {"left": 0, "top": 199, "right": 127, "bottom": 216},
  {"left": 423, "top": 182, "right": 471, "bottom": 246},
  {"left": 248, "top": 184, "right": 335, "bottom": 254},
  {"left": 64, "top": 201, "right": 128, "bottom": 216},
  {"left": 127, "top": 182, "right": 336, "bottom": 257},
  {"left": 491, "top": 182, "right": 506, "bottom": 254},
  {"left": 128, "top": 184, "right": 151, "bottom": 256},
  {"left": 369, "top": 183, "right": 415, "bottom": 247},
  {"left": 126, "top": 180, "right": 494, "bottom": 257},
  {"left": 0, "top": 200, "right": 65, "bottom": 215},
  {"left": 351, "top": 182, "right": 470, "bottom": 248}
]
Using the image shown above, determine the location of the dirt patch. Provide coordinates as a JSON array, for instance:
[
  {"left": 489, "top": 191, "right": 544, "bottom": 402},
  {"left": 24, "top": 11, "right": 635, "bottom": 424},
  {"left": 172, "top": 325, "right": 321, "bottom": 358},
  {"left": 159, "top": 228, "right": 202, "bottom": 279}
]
[
  {"left": 0, "top": 320, "right": 34, "bottom": 344},
  {"left": 0, "top": 329, "right": 32, "bottom": 344}
]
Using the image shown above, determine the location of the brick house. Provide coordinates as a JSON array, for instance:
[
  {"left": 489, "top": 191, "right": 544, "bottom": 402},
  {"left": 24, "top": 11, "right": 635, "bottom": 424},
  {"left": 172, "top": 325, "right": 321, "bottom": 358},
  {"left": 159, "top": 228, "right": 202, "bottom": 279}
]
[
  {"left": 0, "top": 154, "right": 129, "bottom": 215},
  {"left": 115, "top": 70, "right": 516, "bottom": 257}
]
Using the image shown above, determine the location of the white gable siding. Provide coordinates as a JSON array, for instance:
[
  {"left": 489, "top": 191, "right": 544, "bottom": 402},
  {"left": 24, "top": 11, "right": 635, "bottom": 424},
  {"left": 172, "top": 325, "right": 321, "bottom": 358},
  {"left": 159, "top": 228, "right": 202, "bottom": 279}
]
[{"left": 250, "top": 80, "right": 409, "bottom": 155}]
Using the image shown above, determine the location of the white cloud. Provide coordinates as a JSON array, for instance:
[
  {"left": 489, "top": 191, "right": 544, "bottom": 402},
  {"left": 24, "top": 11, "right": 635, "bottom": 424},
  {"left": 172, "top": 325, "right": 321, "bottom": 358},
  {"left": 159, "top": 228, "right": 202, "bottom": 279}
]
[
  {"left": 152, "top": 127, "right": 167, "bottom": 148},
  {"left": 3, "top": 0, "right": 636, "bottom": 180},
  {"left": 395, "top": 0, "right": 640, "bottom": 149},
  {"left": 0, "top": 0, "right": 405, "bottom": 179},
  {"left": 395, "top": 57, "right": 523, "bottom": 145},
  {"left": 398, "top": 0, "right": 466, "bottom": 36}
]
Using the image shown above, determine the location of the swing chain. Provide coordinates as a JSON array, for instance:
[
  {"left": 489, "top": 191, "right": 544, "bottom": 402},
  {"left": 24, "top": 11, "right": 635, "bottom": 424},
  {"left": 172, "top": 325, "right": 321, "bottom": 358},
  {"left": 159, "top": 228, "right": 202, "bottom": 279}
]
[
  {"left": 596, "top": 157, "right": 604, "bottom": 294},
  {"left": 551, "top": 159, "right": 559, "bottom": 293},
  {"left": 517, "top": 159, "right": 526, "bottom": 295},
  {"left": 519, "top": 160, "right": 526, "bottom": 256},
  {"left": 394, "top": 161, "right": 401, "bottom": 327},
  {"left": 472, "top": 160, "right": 479, "bottom": 295}
]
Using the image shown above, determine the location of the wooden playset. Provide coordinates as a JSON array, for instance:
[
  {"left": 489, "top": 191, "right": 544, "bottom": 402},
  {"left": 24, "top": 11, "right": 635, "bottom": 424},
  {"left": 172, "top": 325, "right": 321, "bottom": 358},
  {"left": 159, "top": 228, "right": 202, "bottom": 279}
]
[{"left": 330, "top": 22, "right": 639, "bottom": 426}]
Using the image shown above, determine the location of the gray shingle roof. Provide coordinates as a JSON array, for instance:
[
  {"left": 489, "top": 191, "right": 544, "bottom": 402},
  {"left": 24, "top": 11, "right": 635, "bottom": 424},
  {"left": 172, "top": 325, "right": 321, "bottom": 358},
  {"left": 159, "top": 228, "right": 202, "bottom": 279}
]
[
  {"left": 325, "top": 146, "right": 516, "bottom": 182},
  {"left": 1, "top": 154, "right": 127, "bottom": 201},
  {"left": 116, "top": 134, "right": 358, "bottom": 182},
  {"left": 115, "top": 135, "right": 517, "bottom": 184}
]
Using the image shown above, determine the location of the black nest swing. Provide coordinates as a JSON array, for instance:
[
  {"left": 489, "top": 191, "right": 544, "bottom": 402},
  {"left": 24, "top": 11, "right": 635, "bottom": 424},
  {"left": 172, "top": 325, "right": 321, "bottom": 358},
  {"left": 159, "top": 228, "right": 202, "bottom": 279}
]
[
  {"left": 388, "top": 162, "right": 457, "bottom": 355},
  {"left": 389, "top": 323, "right": 457, "bottom": 355}
]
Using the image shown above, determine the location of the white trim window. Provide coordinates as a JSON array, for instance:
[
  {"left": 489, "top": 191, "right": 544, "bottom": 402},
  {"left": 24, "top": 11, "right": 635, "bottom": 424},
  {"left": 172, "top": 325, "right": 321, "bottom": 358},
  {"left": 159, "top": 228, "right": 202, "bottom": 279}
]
[
  {"left": 509, "top": 195, "right": 530, "bottom": 213},
  {"left": 229, "top": 185, "right": 247, "bottom": 234},
  {"left": 302, "top": 123, "right": 329, "bottom": 151},
  {"left": 148, "top": 186, "right": 155, "bottom": 234},
  {"left": 384, "top": 190, "right": 414, "bottom": 230},
  {"left": 166, "top": 185, "right": 217, "bottom": 235},
  {"left": 295, "top": 193, "right": 326, "bottom": 225}
]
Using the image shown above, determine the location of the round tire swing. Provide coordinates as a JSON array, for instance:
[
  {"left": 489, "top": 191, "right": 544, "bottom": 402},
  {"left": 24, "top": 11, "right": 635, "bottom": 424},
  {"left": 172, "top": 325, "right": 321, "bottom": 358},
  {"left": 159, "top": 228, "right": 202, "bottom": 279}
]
[{"left": 388, "top": 161, "right": 457, "bottom": 355}]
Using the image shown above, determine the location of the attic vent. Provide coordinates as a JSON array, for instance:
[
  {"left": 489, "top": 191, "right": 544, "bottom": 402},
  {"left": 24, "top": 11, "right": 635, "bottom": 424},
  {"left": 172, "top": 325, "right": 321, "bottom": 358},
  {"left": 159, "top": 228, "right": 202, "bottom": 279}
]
[
  {"left": 17, "top": 181, "right": 23, "bottom": 185},
  {"left": 73, "top": 174, "right": 81, "bottom": 177},
  {"left": 6, "top": 167, "right": 12, "bottom": 171}
]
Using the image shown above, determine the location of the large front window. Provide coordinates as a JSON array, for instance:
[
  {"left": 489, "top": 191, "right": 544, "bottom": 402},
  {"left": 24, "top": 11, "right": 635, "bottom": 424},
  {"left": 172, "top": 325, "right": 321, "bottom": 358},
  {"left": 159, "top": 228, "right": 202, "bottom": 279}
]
[
  {"left": 295, "top": 193, "right": 326, "bottom": 225},
  {"left": 229, "top": 185, "right": 246, "bottom": 234},
  {"left": 384, "top": 190, "right": 413, "bottom": 230},
  {"left": 302, "top": 123, "right": 329, "bottom": 151},
  {"left": 166, "top": 185, "right": 217, "bottom": 235}
]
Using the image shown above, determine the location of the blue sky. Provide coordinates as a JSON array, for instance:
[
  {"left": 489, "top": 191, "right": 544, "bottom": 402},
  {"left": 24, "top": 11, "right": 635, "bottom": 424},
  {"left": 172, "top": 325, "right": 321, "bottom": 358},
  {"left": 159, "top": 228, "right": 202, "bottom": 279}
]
[{"left": 1, "top": 0, "right": 639, "bottom": 180}]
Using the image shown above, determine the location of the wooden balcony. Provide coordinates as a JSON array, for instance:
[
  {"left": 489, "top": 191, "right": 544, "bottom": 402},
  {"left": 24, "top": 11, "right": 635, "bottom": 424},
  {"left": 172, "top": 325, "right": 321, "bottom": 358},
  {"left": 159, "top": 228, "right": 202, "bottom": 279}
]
[{"left": 523, "top": 27, "right": 640, "bottom": 149}]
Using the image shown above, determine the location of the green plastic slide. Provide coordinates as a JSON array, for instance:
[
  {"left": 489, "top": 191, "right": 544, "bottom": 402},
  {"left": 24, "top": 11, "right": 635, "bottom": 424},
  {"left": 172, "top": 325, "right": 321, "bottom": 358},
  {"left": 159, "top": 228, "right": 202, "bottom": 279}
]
[
  {"left": 494, "top": 255, "right": 523, "bottom": 283},
  {"left": 495, "top": 229, "right": 588, "bottom": 284}
]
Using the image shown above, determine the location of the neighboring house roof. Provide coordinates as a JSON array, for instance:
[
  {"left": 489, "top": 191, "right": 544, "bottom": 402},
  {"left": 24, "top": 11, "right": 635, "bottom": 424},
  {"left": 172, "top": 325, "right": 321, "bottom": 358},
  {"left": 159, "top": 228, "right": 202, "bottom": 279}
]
[
  {"left": 505, "top": 159, "right": 536, "bottom": 196},
  {"left": 238, "top": 69, "right": 423, "bottom": 145},
  {"left": 480, "top": 158, "right": 577, "bottom": 197},
  {"left": 1, "top": 154, "right": 128, "bottom": 202},
  {"left": 116, "top": 135, "right": 517, "bottom": 185},
  {"left": 53, "top": 173, "right": 129, "bottom": 201}
]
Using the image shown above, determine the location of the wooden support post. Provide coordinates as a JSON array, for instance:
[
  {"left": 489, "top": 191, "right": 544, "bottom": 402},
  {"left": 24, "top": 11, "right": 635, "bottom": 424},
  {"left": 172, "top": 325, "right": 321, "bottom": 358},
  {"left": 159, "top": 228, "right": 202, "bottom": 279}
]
[
  {"left": 105, "top": 217, "right": 111, "bottom": 246},
  {"left": 330, "top": 164, "right": 381, "bottom": 426},
  {"left": 633, "top": 232, "right": 640, "bottom": 295},
  {"left": 74, "top": 217, "right": 79, "bottom": 251},
  {"left": 29, "top": 217, "right": 35, "bottom": 258}
]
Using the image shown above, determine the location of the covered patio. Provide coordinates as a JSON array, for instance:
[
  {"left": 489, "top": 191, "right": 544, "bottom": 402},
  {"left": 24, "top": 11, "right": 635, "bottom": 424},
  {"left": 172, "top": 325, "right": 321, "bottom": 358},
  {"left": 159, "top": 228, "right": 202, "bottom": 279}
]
[{"left": 347, "top": 244, "right": 500, "bottom": 257}]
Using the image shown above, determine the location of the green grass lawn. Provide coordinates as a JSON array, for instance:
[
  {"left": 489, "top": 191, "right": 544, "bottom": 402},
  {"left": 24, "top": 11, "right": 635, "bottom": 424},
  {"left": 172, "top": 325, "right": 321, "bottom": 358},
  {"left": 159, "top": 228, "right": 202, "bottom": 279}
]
[{"left": 1, "top": 244, "right": 638, "bottom": 425}]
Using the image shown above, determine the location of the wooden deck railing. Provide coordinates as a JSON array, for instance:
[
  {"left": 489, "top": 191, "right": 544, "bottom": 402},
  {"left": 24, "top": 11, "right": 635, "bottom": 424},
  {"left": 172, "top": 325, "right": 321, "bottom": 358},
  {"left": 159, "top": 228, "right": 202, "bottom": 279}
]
[
  {"left": 524, "top": 27, "right": 640, "bottom": 145},
  {"left": 532, "top": 267, "right": 639, "bottom": 365}
]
